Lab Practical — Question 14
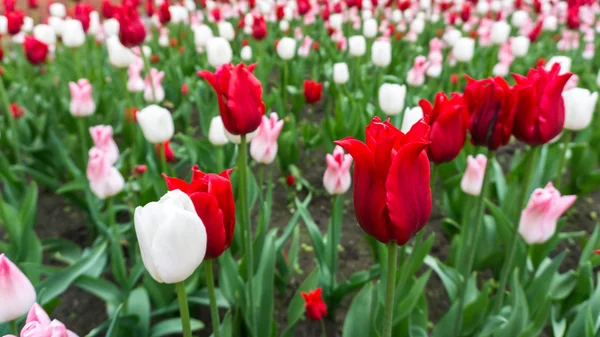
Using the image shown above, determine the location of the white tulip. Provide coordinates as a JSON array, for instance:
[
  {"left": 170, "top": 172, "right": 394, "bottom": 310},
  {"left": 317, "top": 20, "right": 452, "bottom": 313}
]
[
  {"left": 543, "top": 15, "right": 557, "bottom": 31},
  {"left": 378, "top": 84, "right": 406, "bottom": 116},
  {"left": 597, "top": 69, "right": 600, "bottom": 88},
  {"left": 443, "top": 28, "right": 461, "bottom": 46},
  {"left": 103, "top": 19, "right": 120, "bottom": 38},
  {"left": 511, "top": 36, "right": 530, "bottom": 57},
  {"left": 333, "top": 62, "right": 349, "bottom": 85},
  {"left": 208, "top": 116, "right": 229, "bottom": 146},
  {"left": 363, "top": 18, "right": 377, "bottom": 38},
  {"left": 169, "top": 5, "right": 189, "bottom": 24},
  {"left": 361, "top": 10, "right": 373, "bottom": 20},
  {"left": 545, "top": 56, "right": 571, "bottom": 74},
  {"left": 391, "top": 9, "right": 402, "bottom": 23},
  {"left": 107, "top": 36, "right": 135, "bottom": 68},
  {"left": 48, "top": 16, "right": 64, "bottom": 37},
  {"left": 329, "top": 14, "right": 343, "bottom": 30},
  {"left": 562, "top": 88, "right": 598, "bottom": 131},
  {"left": 277, "top": 37, "right": 296, "bottom": 60},
  {"left": 490, "top": 0, "right": 502, "bottom": 12},
  {"left": 411, "top": 18, "right": 425, "bottom": 34},
  {"left": 88, "top": 11, "right": 100, "bottom": 35},
  {"left": 62, "top": 19, "right": 86, "bottom": 48},
  {"left": 224, "top": 128, "right": 258, "bottom": 144},
  {"left": 134, "top": 190, "right": 207, "bottom": 284},
  {"left": 33, "top": 24, "right": 56, "bottom": 46},
  {"left": 420, "top": 0, "right": 431, "bottom": 9},
  {"left": 184, "top": 0, "right": 196, "bottom": 12},
  {"left": 490, "top": 21, "right": 510, "bottom": 44},
  {"left": 279, "top": 19, "right": 289, "bottom": 32},
  {"left": 0, "top": 16, "right": 6, "bottom": 35},
  {"left": 511, "top": 10, "right": 528, "bottom": 27},
  {"left": 137, "top": 105, "right": 175, "bottom": 144},
  {"left": 22, "top": 17, "right": 33, "bottom": 33},
  {"left": 476, "top": 1, "right": 489, "bottom": 14},
  {"left": 348, "top": 35, "right": 366, "bottom": 57},
  {"left": 401, "top": 106, "right": 424, "bottom": 133},
  {"left": 206, "top": 37, "right": 232, "bottom": 68},
  {"left": 193, "top": 24, "right": 213, "bottom": 49},
  {"left": 218, "top": 21, "right": 235, "bottom": 41},
  {"left": 371, "top": 39, "right": 391, "bottom": 67},
  {"left": 452, "top": 37, "right": 475, "bottom": 62},
  {"left": 241, "top": 45, "right": 252, "bottom": 60},
  {"left": 49, "top": 3, "right": 66, "bottom": 18}
]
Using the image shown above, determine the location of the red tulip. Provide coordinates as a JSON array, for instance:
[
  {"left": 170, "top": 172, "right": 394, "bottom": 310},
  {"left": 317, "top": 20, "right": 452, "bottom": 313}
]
[
  {"left": 74, "top": 3, "right": 94, "bottom": 32},
  {"left": 527, "top": 19, "right": 543, "bottom": 42},
  {"left": 27, "top": 0, "right": 37, "bottom": 9},
  {"left": 158, "top": 0, "right": 171, "bottom": 24},
  {"left": 297, "top": 0, "right": 311, "bottom": 15},
  {"left": 460, "top": 3, "right": 471, "bottom": 22},
  {"left": 286, "top": 173, "right": 296, "bottom": 187},
  {"left": 198, "top": 63, "right": 265, "bottom": 136},
  {"left": 6, "top": 10, "right": 24, "bottom": 35},
  {"left": 566, "top": 7, "right": 580, "bottom": 30},
  {"left": 276, "top": 5, "right": 285, "bottom": 19},
  {"left": 301, "top": 288, "right": 327, "bottom": 321},
  {"left": 420, "top": 92, "right": 467, "bottom": 163},
  {"left": 102, "top": 0, "right": 114, "bottom": 18},
  {"left": 181, "top": 84, "right": 189, "bottom": 95},
  {"left": 156, "top": 141, "right": 175, "bottom": 162},
  {"left": 4, "top": 0, "right": 15, "bottom": 12},
  {"left": 511, "top": 64, "right": 572, "bottom": 145},
  {"left": 210, "top": 7, "right": 221, "bottom": 21},
  {"left": 463, "top": 76, "right": 515, "bottom": 150},
  {"left": 10, "top": 102, "right": 24, "bottom": 119},
  {"left": 115, "top": 2, "right": 146, "bottom": 47},
  {"left": 23, "top": 36, "right": 48, "bottom": 65},
  {"left": 335, "top": 117, "right": 432, "bottom": 245},
  {"left": 145, "top": 0, "right": 154, "bottom": 16},
  {"left": 252, "top": 15, "right": 267, "bottom": 40},
  {"left": 163, "top": 166, "right": 236, "bottom": 259},
  {"left": 303, "top": 80, "right": 323, "bottom": 104}
]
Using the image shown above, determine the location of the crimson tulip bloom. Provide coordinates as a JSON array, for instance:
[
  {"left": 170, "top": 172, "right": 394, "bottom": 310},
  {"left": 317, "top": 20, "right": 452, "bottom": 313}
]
[
  {"left": 335, "top": 117, "right": 432, "bottom": 245},
  {"left": 163, "top": 166, "right": 236, "bottom": 259},
  {"left": 301, "top": 288, "right": 327, "bottom": 321},
  {"left": 102, "top": 0, "right": 114, "bottom": 18},
  {"left": 23, "top": 36, "right": 48, "bottom": 65},
  {"left": 115, "top": 2, "right": 147, "bottom": 47},
  {"left": 198, "top": 63, "right": 266, "bottom": 136},
  {"left": 511, "top": 64, "right": 572, "bottom": 145},
  {"left": 463, "top": 76, "right": 516, "bottom": 150},
  {"left": 420, "top": 92, "right": 467, "bottom": 163},
  {"left": 252, "top": 15, "right": 267, "bottom": 40},
  {"left": 74, "top": 3, "right": 94, "bottom": 32},
  {"left": 297, "top": 0, "right": 311, "bottom": 15},
  {"left": 6, "top": 11, "right": 24, "bottom": 35},
  {"left": 158, "top": 0, "right": 171, "bottom": 24},
  {"left": 303, "top": 80, "right": 323, "bottom": 104}
]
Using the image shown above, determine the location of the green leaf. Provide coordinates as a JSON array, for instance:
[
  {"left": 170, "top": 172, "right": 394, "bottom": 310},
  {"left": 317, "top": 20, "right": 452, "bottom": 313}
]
[
  {"left": 56, "top": 178, "right": 88, "bottom": 195},
  {"left": 343, "top": 283, "right": 375, "bottom": 337},
  {"left": 393, "top": 270, "right": 432, "bottom": 323},
  {"left": 75, "top": 275, "right": 123, "bottom": 305},
  {"left": 497, "top": 271, "right": 529, "bottom": 337},
  {"left": 296, "top": 197, "right": 330, "bottom": 281},
  {"left": 565, "top": 274, "right": 600, "bottom": 337},
  {"left": 127, "top": 288, "right": 151, "bottom": 337},
  {"left": 106, "top": 304, "right": 123, "bottom": 337},
  {"left": 525, "top": 252, "right": 565, "bottom": 314},
  {"left": 518, "top": 295, "right": 551, "bottom": 337},
  {"left": 281, "top": 267, "right": 320, "bottom": 337},
  {"left": 461, "top": 281, "right": 492, "bottom": 335},
  {"left": 149, "top": 318, "right": 204, "bottom": 337},
  {"left": 252, "top": 231, "right": 277, "bottom": 337}
]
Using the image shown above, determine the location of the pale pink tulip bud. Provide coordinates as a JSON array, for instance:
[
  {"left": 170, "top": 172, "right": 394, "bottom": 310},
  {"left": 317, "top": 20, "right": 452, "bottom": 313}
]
[
  {"left": 518, "top": 182, "right": 576, "bottom": 244},
  {"left": 0, "top": 254, "right": 36, "bottom": 323},
  {"left": 406, "top": 55, "right": 430, "bottom": 87},
  {"left": 69, "top": 79, "right": 96, "bottom": 117},
  {"left": 250, "top": 113, "right": 284, "bottom": 165},
  {"left": 460, "top": 154, "right": 487, "bottom": 196},
  {"left": 323, "top": 146, "right": 353, "bottom": 195},
  {"left": 144, "top": 68, "right": 166, "bottom": 103},
  {"left": 89, "top": 125, "right": 119, "bottom": 165},
  {"left": 87, "top": 147, "right": 125, "bottom": 200},
  {"left": 127, "top": 58, "right": 145, "bottom": 93},
  {"left": 21, "top": 303, "right": 79, "bottom": 337}
]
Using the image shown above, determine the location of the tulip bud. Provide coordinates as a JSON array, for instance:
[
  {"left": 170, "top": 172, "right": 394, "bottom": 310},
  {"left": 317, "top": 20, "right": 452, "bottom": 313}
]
[
  {"left": 461, "top": 154, "right": 487, "bottom": 196},
  {"left": 276, "top": 37, "right": 296, "bottom": 60},
  {"left": 443, "top": 28, "right": 461, "bottom": 47},
  {"left": 518, "top": 182, "right": 576, "bottom": 244},
  {"left": 490, "top": 21, "right": 510, "bottom": 44},
  {"left": 208, "top": 116, "right": 229, "bottom": 146},
  {"left": 401, "top": 106, "right": 424, "bottom": 133},
  {"left": 363, "top": 18, "right": 377, "bottom": 38},
  {"left": 279, "top": 19, "right": 290, "bottom": 32},
  {"left": 206, "top": 37, "right": 232, "bottom": 68},
  {"left": 543, "top": 15, "right": 557, "bottom": 31},
  {"left": 371, "top": 39, "right": 391, "bottom": 67},
  {"left": 241, "top": 45, "right": 252, "bottom": 60},
  {"left": 0, "top": 254, "right": 37, "bottom": 323},
  {"left": 49, "top": 3, "right": 66, "bottom": 18},
  {"left": 48, "top": 16, "right": 63, "bottom": 37},
  {"left": 107, "top": 36, "right": 134, "bottom": 68},
  {"left": 137, "top": 105, "right": 174, "bottom": 144},
  {"left": 62, "top": 19, "right": 86, "bottom": 47},
  {"left": 144, "top": 68, "right": 166, "bottom": 103},
  {"left": 323, "top": 146, "right": 352, "bottom": 195},
  {"left": 33, "top": 24, "right": 56, "bottom": 46},
  {"left": 250, "top": 113, "right": 284, "bottom": 164},
  {"left": 217, "top": 21, "right": 235, "bottom": 41},
  {"left": 511, "top": 36, "right": 530, "bottom": 57},
  {"left": 378, "top": 83, "right": 406, "bottom": 116},
  {"left": 329, "top": 14, "right": 343, "bottom": 30},
  {"left": 69, "top": 79, "right": 96, "bottom": 117},
  {"left": 169, "top": 5, "right": 189, "bottom": 24},
  {"left": 134, "top": 190, "right": 207, "bottom": 284},
  {"left": 89, "top": 125, "right": 119, "bottom": 165},
  {"left": 193, "top": 24, "right": 213, "bottom": 50},
  {"left": 452, "top": 37, "right": 475, "bottom": 62},
  {"left": 333, "top": 62, "right": 349, "bottom": 84},
  {"left": 103, "top": 18, "right": 120, "bottom": 38},
  {"left": 562, "top": 88, "right": 599, "bottom": 131},
  {"left": 348, "top": 35, "right": 366, "bottom": 57},
  {"left": 301, "top": 288, "right": 327, "bottom": 321},
  {"left": 511, "top": 10, "right": 528, "bottom": 27}
]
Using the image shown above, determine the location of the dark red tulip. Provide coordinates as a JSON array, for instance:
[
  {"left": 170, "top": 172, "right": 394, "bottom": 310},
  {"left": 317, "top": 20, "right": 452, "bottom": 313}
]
[
  {"left": 301, "top": 288, "right": 327, "bottom": 321},
  {"left": 420, "top": 93, "right": 467, "bottom": 163},
  {"left": 511, "top": 64, "right": 572, "bottom": 146},
  {"left": 115, "top": 2, "right": 147, "bottom": 47},
  {"left": 6, "top": 10, "right": 24, "bottom": 35},
  {"left": 198, "top": 63, "right": 265, "bottom": 136},
  {"left": 276, "top": 5, "right": 285, "bottom": 20},
  {"left": 74, "top": 3, "right": 94, "bottom": 32},
  {"left": 158, "top": 0, "right": 171, "bottom": 24},
  {"left": 145, "top": 0, "right": 154, "bottom": 16},
  {"left": 252, "top": 14, "right": 267, "bottom": 40},
  {"left": 163, "top": 166, "right": 236, "bottom": 259},
  {"left": 566, "top": 7, "right": 580, "bottom": 30},
  {"left": 335, "top": 117, "right": 432, "bottom": 245},
  {"left": 460, "top": 3, "right": 471, "bottom": 22},
  {"left": 4, "top": 0, "right": 15, "bottom": 12},
  {"left": 23, "top": 36, "right": 48, "bottom": 65},
  {"left": 303, "top": 80, "right": 323, "bottom": 104},
  {"left": 527, "top": 19, "right": 543, "bottom": 42},
  {"left": 463, "top": 76, "right": 516, "bottom": 150},
  {"left": 398, "top": 0, "right": 410, "bottom": 11},
  {"left": 297, "top": 0, "right": 311, "bottom": 15},
  {"left": 27, "top": 0, "right": 37, "bottom": 9},
  {"left": 102, "top": 0, "right": 114, "bottom": 18},
  {"left": 286, "top": 173, "right": 296, "bottom": 187}
]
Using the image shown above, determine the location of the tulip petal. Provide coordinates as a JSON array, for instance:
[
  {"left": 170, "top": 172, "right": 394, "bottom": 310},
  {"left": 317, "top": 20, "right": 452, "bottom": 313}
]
[{"left": 190, "top": 192, "right": 227, "bottom": 258}]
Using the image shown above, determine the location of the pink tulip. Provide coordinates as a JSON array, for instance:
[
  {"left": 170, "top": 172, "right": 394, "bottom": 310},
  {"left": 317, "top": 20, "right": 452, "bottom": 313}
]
[
  {"left": 89, "top": 125, "right": 119, "bottom": 165},
  {"left": 17, "top": 303, "right": 79, "bottom": 337},
  {"left": 144, "top": 68, "right": 166, "bottom": 103},
  {"left": 518, "top": 182, "right": 576, "bottom": 244},
  {"left": 69, "top": 79, "right": 96, "bottom": 117},
  {"left": 406, "top": 55, "right": 430, "bottom": 87},
  {"left": 460, "top": 154, "right": 487, "bottom": 196},
  {"left": 298, "top": 36, "right": 313, "bottom": 57},
  {"left": 87, "top": 147, "right": 125, "bottom": 199},
  {"left": 249, "top": 113, "right": 284, "bottom": 165},
  {"left": 0, "top": 254, "right": 36, "bottom": 323},
  {"left": 323, "top": 145, "right": 352, "bottom": 195},
  {"left": 492, "top": 42, "right": 514, "bottom": 77},
  {"left": 127, "top": 58, "right": 144, "bottom": 93}
]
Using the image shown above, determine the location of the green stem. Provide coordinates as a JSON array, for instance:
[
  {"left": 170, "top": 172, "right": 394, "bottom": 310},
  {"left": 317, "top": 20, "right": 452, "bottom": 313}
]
[
  {"left": 106, "top": 197, "right": 115, "bottom": 227},
  {"left": 77, "top": 118, "right": 89, "bottom": 169},
  {"left": 330, "top": 195, "right": 343, "bottom": 291},
  {"left": 320, "top": 319, "right": 327, "bottom": 337},
  {"left": 492, "top": 146, "right": 540, "bottom": 312},
  {"left": 382, "top": 243, "right": 398, "bottom": 337},
  {"left": 237, "top": 135, "right": 256, "bottom": 337},
  {"left": 10, "top": 320, "right": 17, "bottom": 335},
  {"left": 216, "top": 146, "right": 224, "bottom": 173},
  {"left": 430, "top": 162, "right": 439, "bottom": 197},
  {"left": 140, "top": 49, "right": 158, "bottom": 102},
  {"left": 282, "top": 62, "right": 289, "bottom": 115},
  {"left": 175, "top": 282, "right": 193, "bottom": 337},
  {"left": 204, "top": 260, "right": 221, "bottom": 337},
  {"left": 555, "top": 131, "right": 572, "bottom": 189},
  {"left": 158, "top": 142, "right": 168, "bottom": 176}
]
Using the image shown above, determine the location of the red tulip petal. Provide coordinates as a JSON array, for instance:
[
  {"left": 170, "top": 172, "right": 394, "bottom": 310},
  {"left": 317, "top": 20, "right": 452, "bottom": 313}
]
[
  {"left": 207, "top": 174, "right": 236, "bottom": 249},
  {"left": 189, "top": 192, "right": 227, "bottom": 258}
]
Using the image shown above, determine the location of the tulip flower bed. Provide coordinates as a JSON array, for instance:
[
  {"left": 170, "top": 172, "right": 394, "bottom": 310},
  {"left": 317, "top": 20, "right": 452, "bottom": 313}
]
[{"left": 2, "top": 0, "right": 600, "bottom": 336}]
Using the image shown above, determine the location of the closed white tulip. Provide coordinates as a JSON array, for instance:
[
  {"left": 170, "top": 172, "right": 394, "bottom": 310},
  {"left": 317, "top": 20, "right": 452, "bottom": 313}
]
[
  {"left": 545, "top": 56, "right": 571, "bottom": 74},
  {"left": 224, "top": 128, "right": 258, "bottom": 144},
  {"left": 348, "top": 35, "right": 366, "bottom": 57},
  {"left": 107, "top": 36, "right": 135, "bottom": 68},
  {"left": 279, "top": 19, "right": 289, "bottom": 32},
  {"left": 453, "top": 37, "right": 475, "bottom": 62},
  {"left": 134, "top": 190, "right": 207, "bottom": 284},
  {"left": 443, "top": 28, "right": 461, "bottom": 47},
  {"left": 543, "top": 15, "right": 557, "bottom": 31},
  {"left": 33, "top": 24, "right": 56, "bottom": 46},
  {"left": 137, "top": 105, "right": 175, "bottom": 144},
  {"left": 88, "top": 11, "right": 100, "bottom": 35},
  {"left": 49, "top": 3, "right": 66, "bottom": 17},
  {"left": 410, "top": 18, "right": 425, "bottom": 34},
  {"left": 511, "top": 36, "right": 530, "bottom": 57},
  {"left": 193, "top": 24, "right": 213, "bottom": 49},
  {"left": 490, "top": 21, "right": 510, "bottom": 44},
  {"left": 401, "top": 106, "right": 424, "bottom": 133},
  {"left": 206, "top": 37, "right": 232, "bottom": 68},
  {"left": 22, "top": 17, "right": 33, "bottom": 33},
  {"left": 218, "top": 21, "right": 235, "bottom": 41},
  {"left": 103, "top": 18, "right": 120, "bottom": 38},
  {"left": 363, "top": 18, "right": 377, "bottom": 38},
  {"left": 476, "top": 0, "right": 489, "bottom": 14},
  {"left": 0, "top": 16, "right": 7, "bottom": 35},
  {"left": 511, "top": 10, "right": 528, "bottom": 27},
  {"left": 371, "top": 40, "right": 391, "bottom": 67},
  {"left": 391, "top": 9, "right": 402, "bottom": 23},
  {"left": 169, "top": 5, "right": 189, "bottom": 24},
  {"left": 62, "top": 19, "right": 86, "bottom": 48},
  {"left": 48, "top": 16, "right": 63, "bottom": 37},
  {"left": 378, "top": 84, "right": 406, "bottom": 116},
  {"left": 241, "top": 45, "right": 252, "bottom": 60},
  {"left": 597, "top": 69, "right": 600, "bottom": 88},
  {"left": 333, "top": 62, "right": 349, "bottom": 85},
  {"left": 208, "top": 116, "right": 229, "bottom": 146},
  {"left": 562, "top": 88, "right": 598, "bottom": 131},
  {"left": 277, "top": 37, "right": 296, "bottom": 60},
  {"left": 329, "top": 14, "right": 343, "bottom": 30}
]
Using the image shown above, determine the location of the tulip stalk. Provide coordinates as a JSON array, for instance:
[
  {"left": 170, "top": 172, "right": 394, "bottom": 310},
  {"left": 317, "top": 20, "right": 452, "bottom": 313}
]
[
  {"left": 492, "top": 146, "right": 540, "bottom": 312},
  {"left": 158, "top": 142, "right": 169, "bottom": 176},
  {"left": 382, "top": 242, "right": 398, "bottom": 337},
  {"left": 216, "top": 146, "right": 224, "bottom": 173},
  {"left": 237, "top": 135, "right": 256, "bottom": 337},
  {"left": 77, "top": 118, "right": 89, "bottom": 168},
  {"left": 175, "top": 282, "right": 193, "bottom": 337},
  {"left": 329, "top": 195, "right": 343, "bottom": 291},
  {"left": 9, "top": 320, "right": 17, "bottom": 335},
  {"left": 140, "top": 49, "right": 158, "bottom": 103},
  {"left": 555, "top": 131, "right": 572, "bottom": 189},
  {"left": 204, "top": 260, "right": 221, "bottom": 337},
  {"left": 320, "top": 320, "right": 327, "bottom": 337}
]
